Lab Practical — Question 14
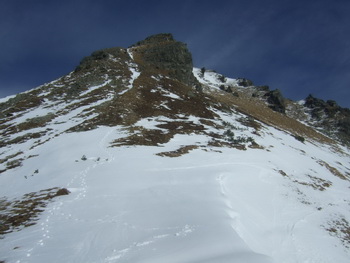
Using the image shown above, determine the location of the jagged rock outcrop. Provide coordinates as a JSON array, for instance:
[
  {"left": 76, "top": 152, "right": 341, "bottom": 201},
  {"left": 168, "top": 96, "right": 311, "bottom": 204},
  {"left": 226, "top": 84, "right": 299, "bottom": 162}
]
[
  {"left": 304, "top": 94, "right": 350, "bottom": 145},
  {"left": 130, "top": 33, "right": 200, "bottom": 88},
  {"left": 264, "top": 89, "right": 286, "bottom": 114},
  {"left": 74, "top": 47, "right": 129, "bottom": 73},
  {"left": 237, "top": 78, "right": 253, "bottom": 87},
  {"left": 305, "top": 95, "right": 341, "bottom": 119}
]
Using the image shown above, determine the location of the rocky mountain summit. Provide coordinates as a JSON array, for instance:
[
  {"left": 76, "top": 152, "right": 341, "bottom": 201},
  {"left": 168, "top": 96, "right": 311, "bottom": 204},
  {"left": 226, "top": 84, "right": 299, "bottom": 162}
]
[
  {"left": 0, "top": 34, "right": 350, "bottom": 263},
  {"left": 1, "top": 33, "right": 348, "bottom": 148}
]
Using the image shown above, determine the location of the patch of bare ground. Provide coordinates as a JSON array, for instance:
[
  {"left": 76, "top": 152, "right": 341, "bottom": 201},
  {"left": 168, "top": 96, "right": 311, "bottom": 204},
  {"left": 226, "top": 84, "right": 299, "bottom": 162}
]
[
  {"left": 278, "top": 170, "right": 332, "bottom": 191},
  {"left": 248, "top": 141, "right": 265, "bottom": 149},
  {"left": 111, "top": 118, "right": 208, "bottom": 148},
  {"left": 156, "top": 121, "right": 205, "bottom": 134},
  {"left": 325, "top": 217, "right": 350, "bottom": 249},
  {"left": 111, "top": 128, "right": 173, "bottom": 147},
  {"left": 199, "top": 118, "right": 223, "bottom": 129},
  {"left": 0, "top": 114, "right": 55, "bottom": 141},
  {"left": 0, "top": 152, "right": 23, "bottom": 165},
  {"left": 0, "top": 188, "right": 70, "bottom": 236},
  {"left": 278, "top": 170, "right": 288, "bottom": 177},
  {"left": 294, "top": 175, "right": 332, "bottom": 191},
  {"left": 206, "top": 88, "right": 335, "bottom": 145},
  {"left": 208, "top": 139, "right": 247, "bottom": 150},
  {"left": 0, "top": 130, "right": 48, "bottom": 149},
  {"left": 16, "top": 113, "right": 56, "bottom": 132},
  {"left": 0, "top": 93, "right": 43, "bottom": 118},
  {"left": 156, "top": 145, "right": 199, "bottom": 157},
  {"left": 237, "top": 116, "right": 262, "bottom": 132},
  {"left": 318, "top": 160, "right": 349, "bottom": 181},
  {"left": 0, "top": 155, "right": 26, "bottom": 175}
]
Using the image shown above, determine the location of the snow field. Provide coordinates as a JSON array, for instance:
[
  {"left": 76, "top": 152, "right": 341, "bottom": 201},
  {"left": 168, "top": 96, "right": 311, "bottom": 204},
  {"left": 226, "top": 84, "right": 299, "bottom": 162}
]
[
  {"left": 1, "top": 121, "right": 349, "bottom": 262},
  {"left": 1, "top": 63, "right": 350, "bottom": 262}
]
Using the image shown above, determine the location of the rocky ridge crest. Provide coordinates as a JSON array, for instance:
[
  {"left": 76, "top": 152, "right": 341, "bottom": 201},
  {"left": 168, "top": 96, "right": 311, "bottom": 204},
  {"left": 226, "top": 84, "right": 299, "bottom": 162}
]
[{"left": 0, "top": 33, "right": 349, "bottom": 162}]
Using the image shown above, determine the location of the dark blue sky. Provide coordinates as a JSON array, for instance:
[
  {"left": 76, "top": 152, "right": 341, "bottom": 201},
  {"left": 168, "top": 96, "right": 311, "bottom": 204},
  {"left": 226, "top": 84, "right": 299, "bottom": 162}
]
[{"left": 1, "top": 0, "right": 350, "bottom": 108}]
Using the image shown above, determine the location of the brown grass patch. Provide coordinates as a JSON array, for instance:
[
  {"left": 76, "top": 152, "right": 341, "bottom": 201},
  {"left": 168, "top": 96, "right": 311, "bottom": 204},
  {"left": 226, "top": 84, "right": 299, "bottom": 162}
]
[
  {"left": 5, "top": 158, "right": 23, "bottom": 170},
  {"left": 156, "top": 121, "right": 205, "bottom": 134},
  {"left": 318, "top": 160, "right": 349, "bottom": 181},
  {"left": 0, "top": 188, "right": 70, "bottom": 236},
  {"left": 208, "top": 139, "right": 247, "bottom": 150},
  {"left": 111, "top": 128, "right": 173, "bottom": 147},
  {"left": 294, "top": 175, "right": 332, "bottom": 191},
  {"left": 325, "top": 217, "right": 350, "bottom": 249},
  {"left": 0, "top": 152, "right": 23, "bottom": 165},
  {"left": 205, "top": 88, "right": 334, "bottom": 145},
  {"left": 278, "top": 170, "right": 332, "bottom": 191},
  {"left": 156, "top": 145, "right": 199, "bottom": 157},
  {"left": 237, "top": 116, "right": 262, "bottom": 131},
  {"left": 0, "top": 131, "right": 47, "bottom": 149},
  {"left": 15, "top": 113, "right": 56, "bottom": 132},
  {"left": 248, "top": 141, "right": 264, "bottom": 149}
]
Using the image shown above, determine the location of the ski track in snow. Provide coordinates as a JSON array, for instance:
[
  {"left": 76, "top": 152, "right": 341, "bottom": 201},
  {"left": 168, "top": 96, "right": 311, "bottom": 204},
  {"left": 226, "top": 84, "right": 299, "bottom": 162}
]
[{"left": 104, "top": 225, "right": 194, "bottom": 262}]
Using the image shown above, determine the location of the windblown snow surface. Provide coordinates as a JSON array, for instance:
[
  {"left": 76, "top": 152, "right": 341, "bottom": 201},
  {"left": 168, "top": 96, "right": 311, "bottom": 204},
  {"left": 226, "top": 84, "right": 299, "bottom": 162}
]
[{"left": 1, "top": 69, "right": 350, "bottom": 263}]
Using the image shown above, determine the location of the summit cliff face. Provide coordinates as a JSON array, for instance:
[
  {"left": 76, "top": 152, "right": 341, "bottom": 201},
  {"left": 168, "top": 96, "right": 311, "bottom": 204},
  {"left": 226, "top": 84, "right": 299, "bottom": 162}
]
[
  {"left": 130, "top": 33, "right": 199, "bottom": 87},
  {"left": 0, "top": 34, "right": 350, "bottom": 263}
]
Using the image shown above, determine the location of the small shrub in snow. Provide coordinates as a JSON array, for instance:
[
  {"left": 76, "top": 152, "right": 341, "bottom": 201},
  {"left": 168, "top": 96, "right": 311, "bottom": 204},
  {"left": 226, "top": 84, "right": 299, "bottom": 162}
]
[
  {"left": 234, "top": 136, "right": 255, "bottom": 144},
  {"left": 294, "top": 135, "right": 305, "bottom": 143},
  {"left": 224, "top": 129, "right": 235, "bottom": 142},
  {"left": 222, "top": 121, "right": 246, "bottom": 132},
  {"left": 6, "top": 159, "right": 22, "bottom": 169},
  {"left": 56, "top": 188, "right": 70, "bottom": 196},
  {"left": 81, "top": 155, "right": 87, "bottom": 161}
]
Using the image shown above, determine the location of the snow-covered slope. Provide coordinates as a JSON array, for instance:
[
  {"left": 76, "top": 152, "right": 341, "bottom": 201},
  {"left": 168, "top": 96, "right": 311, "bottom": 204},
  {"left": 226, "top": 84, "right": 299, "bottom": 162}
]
[{"left": 1, "top": 33, "right": 350, "bottom": 263}]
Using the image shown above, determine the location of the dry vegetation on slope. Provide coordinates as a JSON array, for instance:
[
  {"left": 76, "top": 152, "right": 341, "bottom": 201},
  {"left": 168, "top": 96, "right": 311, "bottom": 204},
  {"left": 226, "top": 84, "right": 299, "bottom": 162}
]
[{"left": 205, "top": 86, "right": 335, "bottom": 145}]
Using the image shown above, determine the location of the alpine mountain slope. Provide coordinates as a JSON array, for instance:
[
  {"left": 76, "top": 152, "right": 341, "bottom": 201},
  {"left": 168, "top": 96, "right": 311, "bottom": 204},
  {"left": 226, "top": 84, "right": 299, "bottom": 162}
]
[{"left": 0, "top": 33, "right": 350, "bottom": 263}]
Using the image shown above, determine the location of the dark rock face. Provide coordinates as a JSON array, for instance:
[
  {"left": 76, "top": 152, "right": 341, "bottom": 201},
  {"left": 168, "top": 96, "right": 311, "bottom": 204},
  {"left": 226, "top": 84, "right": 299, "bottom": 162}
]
[
  {"left": 304, "top": 94, "right": 350, "bottom": 145},
  {"left": 237, "top": 78, "right": 254, "bottom": 87},
  {"left": 75, "top": 47, "right": 126, "bottom": 72},
  {"left": 257, "top": 85, "right": 270, "bottom": 92},
  {"left": 305, "top": 95, "right": 342, "bottom": 120},
  {"left": 73, "top": 34, "right": 199, "bottom": 89},
  {"left": 131, "top": 33, "right": 199, "bottom": 87},
  {"left": 132, "top": 33, "right": 175, "bottom": 46},
  {"left": 264, "top": 89, "right": 286, "bottom": 114}
]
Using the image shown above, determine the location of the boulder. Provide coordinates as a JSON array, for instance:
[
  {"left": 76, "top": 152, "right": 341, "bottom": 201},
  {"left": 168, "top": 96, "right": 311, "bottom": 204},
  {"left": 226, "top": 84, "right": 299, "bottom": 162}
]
[
  {"left": 264, "top": 89, "right": 286, "bottom": 114},
  {"left": 237, "top": 78, "right": 253, "bottom": 87}
]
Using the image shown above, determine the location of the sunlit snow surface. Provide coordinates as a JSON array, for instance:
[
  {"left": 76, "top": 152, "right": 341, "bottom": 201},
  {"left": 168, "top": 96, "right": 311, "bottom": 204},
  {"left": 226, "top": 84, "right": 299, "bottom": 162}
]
[
  {"left": 1, "top": 122, "right": 350, "bottom": 262},
  {"left": 1, "top": 69, "right": 350, "bottom": 262}
]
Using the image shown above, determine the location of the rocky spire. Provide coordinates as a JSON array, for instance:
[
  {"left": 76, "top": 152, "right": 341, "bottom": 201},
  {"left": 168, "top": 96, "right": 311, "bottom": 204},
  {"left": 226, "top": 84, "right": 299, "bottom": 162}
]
[{"left": 130, "top": 33, "right": 200, "bottom": 88}]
